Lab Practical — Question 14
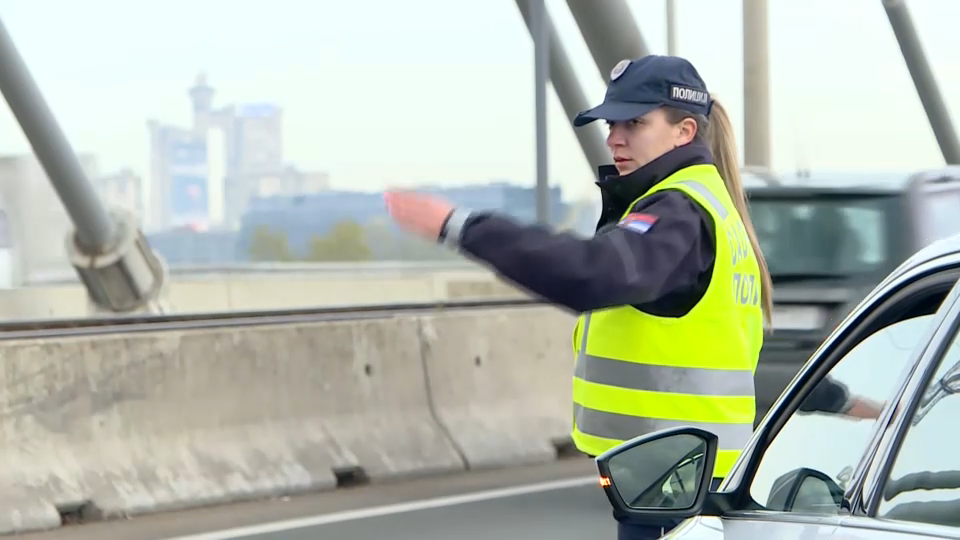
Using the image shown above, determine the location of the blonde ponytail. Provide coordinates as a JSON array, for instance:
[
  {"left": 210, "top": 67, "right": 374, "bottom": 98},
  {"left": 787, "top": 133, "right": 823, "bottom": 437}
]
[{"left": 703, "top": 100, "right": 774, "bottom": 329}]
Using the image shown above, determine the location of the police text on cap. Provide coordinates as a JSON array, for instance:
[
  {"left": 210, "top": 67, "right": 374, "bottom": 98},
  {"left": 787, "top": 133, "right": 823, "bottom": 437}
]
[{"left": 670, "top": 85, "right": 709, "bottom": 105}]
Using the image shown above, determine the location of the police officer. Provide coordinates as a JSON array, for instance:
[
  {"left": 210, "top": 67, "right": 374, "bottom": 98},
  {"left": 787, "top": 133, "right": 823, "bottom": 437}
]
[
  {"left": 386, "top": 54, "right": 887, "bottom": 538},
  {"left": 385, "top": 54, "right": 768, "bottom": 539}
]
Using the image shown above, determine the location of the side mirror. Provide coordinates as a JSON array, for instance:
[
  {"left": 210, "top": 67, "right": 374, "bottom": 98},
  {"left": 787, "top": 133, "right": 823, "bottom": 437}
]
[
  {"left": 766, "top": 467, "right": 845, "bottom": 513},
  {"left": 595, "top": 427, "right": 718, "bottom": 520}
]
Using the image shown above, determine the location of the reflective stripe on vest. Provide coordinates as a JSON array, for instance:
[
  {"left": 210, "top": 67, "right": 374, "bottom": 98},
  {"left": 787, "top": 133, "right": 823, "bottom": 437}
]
[{"left": 571, "top": 165, "right": 764, "bottom": 479}]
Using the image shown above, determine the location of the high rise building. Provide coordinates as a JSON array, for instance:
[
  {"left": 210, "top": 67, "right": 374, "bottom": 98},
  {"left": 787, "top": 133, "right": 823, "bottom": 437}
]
[
  {"left": 147, "top": 121, "right": 210, "bottom": 231},
  {"left": 215, "top": 101, "right": 285, "bottom": 228},
  {"left": 147, "top": 74, "right": 328, "bottom": 232}
]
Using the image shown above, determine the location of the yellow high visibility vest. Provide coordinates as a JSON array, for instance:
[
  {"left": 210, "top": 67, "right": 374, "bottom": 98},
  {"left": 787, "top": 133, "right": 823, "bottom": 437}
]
[{"left": 571, "top": 163, "right": 764, "bottom": 479}]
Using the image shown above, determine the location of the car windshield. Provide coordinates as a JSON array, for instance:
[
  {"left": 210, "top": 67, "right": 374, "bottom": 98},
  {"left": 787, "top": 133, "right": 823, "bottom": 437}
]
[{"left": 749, "top": 195, "right": 893, "bottom": 281}]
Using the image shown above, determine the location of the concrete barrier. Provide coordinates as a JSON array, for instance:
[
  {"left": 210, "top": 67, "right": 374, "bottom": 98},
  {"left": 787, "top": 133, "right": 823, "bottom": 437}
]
[
  {"left": 443, "top": 277, "right": 529, "bottom": 300},
  {"left": 0, "top": 317, "right": 465, "bottom": 534},
  {"left": 0, "top": 305, "right": 578, "bottom": 535},
  {"left": 419, "top": 307, "right": 577, "bottom": 469},
  {"left": 0, "top": 269, "right": 527, "bottom": 320}
]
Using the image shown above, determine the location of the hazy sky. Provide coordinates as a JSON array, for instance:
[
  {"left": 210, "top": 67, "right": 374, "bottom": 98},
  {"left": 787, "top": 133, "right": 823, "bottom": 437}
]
[{"left": 1, "top": 0, "right": 959, "bottom": 200}]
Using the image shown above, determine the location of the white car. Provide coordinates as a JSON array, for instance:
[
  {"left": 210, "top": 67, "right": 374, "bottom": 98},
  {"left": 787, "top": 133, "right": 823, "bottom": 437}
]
[{"left": 595, "top": 232, "right": 960, "bottom": 539}]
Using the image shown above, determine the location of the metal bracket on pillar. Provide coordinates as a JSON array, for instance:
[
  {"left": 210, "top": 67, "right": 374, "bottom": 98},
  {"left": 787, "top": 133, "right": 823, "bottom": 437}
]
[
  {"left": 882, "top": 0, "right": 960, "bottom": 164},
  {"left": 66, "top": 208, "right": 171, "bottom": 316},
  {"left": 0, "top": 15, "right": 169, "bottom": 315}
]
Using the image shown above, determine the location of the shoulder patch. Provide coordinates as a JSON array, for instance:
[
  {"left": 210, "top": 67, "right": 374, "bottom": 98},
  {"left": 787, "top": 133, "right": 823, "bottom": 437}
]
[{"left": 618, "top": 212, "right": 659, "bottom": 234}]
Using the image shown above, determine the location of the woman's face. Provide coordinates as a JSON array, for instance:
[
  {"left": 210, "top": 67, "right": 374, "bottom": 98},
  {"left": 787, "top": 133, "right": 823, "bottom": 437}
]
[{"left": 605, "top": 108, "right": 697, "bottom": 175}]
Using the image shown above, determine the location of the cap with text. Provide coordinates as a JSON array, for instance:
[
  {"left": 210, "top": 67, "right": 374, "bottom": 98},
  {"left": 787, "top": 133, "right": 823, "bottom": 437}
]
[{"left": 573, "top": 55, "right": 713, "bottom": 127}]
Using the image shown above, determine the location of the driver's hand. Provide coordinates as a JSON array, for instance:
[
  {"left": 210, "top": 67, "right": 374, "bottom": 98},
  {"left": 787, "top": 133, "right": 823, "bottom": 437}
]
[{"left": 845, "top": 396, "right": 886, "bottom": 420}]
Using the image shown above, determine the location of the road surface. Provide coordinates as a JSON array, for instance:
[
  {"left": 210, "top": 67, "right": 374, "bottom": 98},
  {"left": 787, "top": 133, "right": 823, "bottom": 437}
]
[{"left": 24, "top": 458, "right": 615, "bottom": 540}]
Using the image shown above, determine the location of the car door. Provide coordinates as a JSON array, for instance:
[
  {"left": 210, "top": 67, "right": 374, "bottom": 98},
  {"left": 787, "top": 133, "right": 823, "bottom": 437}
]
[
  {"left": 675, "top": 257, "right": 960, "bottom": 539},
  {"left": 828, "top": 263, "right": 960, "bottom": 539}
]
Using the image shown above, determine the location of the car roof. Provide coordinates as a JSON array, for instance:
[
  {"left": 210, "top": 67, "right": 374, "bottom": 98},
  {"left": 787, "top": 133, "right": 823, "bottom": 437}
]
[
  {"left": 742, "top": 166, "right": 960, "bottom": 197},
  {"left": 888, "top": 233, "right": 960, "bottom": 281}
]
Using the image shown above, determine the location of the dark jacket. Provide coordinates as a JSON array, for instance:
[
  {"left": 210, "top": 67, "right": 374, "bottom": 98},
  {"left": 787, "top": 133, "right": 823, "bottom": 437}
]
[
  {"left": 440, "top": 141, "right": 717, "bottom": 316},
  {"left": 438, "top": 140, "right": 850, "bottom": 415}
]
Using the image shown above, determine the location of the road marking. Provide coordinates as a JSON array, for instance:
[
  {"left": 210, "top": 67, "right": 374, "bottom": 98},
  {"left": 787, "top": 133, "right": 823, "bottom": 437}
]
[{"left": 163, "top": 474, "right": 598, "bottom": 540}]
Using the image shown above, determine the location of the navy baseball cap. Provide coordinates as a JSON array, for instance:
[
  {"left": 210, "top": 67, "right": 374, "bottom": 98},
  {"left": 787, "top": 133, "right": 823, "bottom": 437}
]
[{"left": 573, "top": 55, "right": 713, "bottom": 127}]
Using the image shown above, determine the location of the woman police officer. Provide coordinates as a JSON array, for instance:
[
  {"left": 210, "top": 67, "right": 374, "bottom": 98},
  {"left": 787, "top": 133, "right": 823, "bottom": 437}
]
[{"left": 385, "top": 54, "right": 770, "bottom": 539}]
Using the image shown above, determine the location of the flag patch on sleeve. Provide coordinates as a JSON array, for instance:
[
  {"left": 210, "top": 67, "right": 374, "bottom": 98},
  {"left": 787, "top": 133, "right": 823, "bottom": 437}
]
[{"left": 618, "top": 213, "right": 659, "bottom": 234}]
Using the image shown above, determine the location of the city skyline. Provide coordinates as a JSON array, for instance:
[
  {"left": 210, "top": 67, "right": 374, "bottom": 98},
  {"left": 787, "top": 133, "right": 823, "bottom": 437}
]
[{"left": 0, "top": 0, "right": 958, "bottom": 204}]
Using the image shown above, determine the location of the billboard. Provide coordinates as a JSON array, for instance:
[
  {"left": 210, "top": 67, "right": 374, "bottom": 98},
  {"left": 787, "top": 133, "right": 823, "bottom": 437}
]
[{"left": 167, "top": 137, "right": 210, "bottom": 228}]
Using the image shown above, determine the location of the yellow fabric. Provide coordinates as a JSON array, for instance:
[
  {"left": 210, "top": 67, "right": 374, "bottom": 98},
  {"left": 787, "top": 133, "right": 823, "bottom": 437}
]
[{"left": 571, "top": 164, "right": 764, "bottom": 478}]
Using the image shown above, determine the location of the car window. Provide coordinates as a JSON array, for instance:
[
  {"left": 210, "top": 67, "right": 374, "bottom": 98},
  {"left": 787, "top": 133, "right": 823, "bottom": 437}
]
[
  {"left": 748, "top": 314, "right": 933, "bottom": 514},
  {"left": 876, "top": 318, "right": 960, "bottom": 529},
  {"left": 751, "top": 196, "right": 891, "bottom": 278}
]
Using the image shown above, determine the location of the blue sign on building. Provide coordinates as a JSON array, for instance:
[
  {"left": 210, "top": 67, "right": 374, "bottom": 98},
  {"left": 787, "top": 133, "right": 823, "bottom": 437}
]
[
  {"left": 167, "top": 138, "right": 210, "bottom": 227},
  {"left": 236, "top": 103, "right": 279, "bottom": 118}
]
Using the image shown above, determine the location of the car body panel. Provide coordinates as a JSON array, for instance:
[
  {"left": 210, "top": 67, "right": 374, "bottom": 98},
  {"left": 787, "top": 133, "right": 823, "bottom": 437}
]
[
  {"left": 663, "top": 515, "right": 840, "bottom": 539},
  {"left": 831, "top": 516, "right": 960, "bottom": 539},
  {"left": 634, "top": 233, "right": 960, "bottom": 539}
]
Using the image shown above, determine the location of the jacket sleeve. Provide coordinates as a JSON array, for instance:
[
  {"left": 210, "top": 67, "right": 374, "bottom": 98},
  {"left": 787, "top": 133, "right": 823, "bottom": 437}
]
[
  {"left": 797, "top": 376, "right": 852, "bottom": 414},
  {"left": 438, "top": 190, "right": 713, "bottom": 313}
]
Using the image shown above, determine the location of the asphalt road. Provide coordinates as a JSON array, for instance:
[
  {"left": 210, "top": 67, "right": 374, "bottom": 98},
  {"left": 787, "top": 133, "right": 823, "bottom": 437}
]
[{"left": 23, "top": 458, "right": 614, "bottom": 540}]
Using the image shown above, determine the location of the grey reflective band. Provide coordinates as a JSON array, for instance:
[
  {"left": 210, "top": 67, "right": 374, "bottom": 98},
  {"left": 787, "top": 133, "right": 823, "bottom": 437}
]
[
  {"left": 573, "top": 404, "right": 753, "bottom": 451},
  {"left": 574, "top": 312, "right": 754, "bottom": 449},
  {"left": 577, "top": 312, "right": 592, "bottom": 355},
  {"left": 574, "top": 353, "right": 755, "bottom": 397},
  {"left": 672, "top": 180, "right": 728, "bottom": 220}
]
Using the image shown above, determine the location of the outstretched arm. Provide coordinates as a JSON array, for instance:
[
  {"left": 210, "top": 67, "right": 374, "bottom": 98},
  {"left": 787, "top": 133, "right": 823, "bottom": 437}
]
[
  {"left": 798, "top": 376, "right": 885, "bottom": 420},
  {"left": 440, "top": 191, "right": 711, "bottom": 313}
]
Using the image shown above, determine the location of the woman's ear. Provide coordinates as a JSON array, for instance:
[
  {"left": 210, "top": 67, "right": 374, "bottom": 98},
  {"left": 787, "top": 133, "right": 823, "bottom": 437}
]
[{"left": 677, "top": 116, "right": 698, "bottom": 145}]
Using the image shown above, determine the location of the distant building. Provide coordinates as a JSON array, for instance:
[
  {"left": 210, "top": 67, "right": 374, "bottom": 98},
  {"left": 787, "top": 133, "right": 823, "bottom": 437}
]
[
  {"left": 149, "top": 74, "right": 329, "bottom": 231},
  {"left": 415, "top": 182, "right": 567, "bottom": 224},
  {"left": 190, "top": 75, "right": 329, "bottom": 228},
  {"left": 141, "top": 182, "right": 593, "bottom": 265},
  {"left": 92, "top": 167, "right": 145, "bottom": 225},
  {"left": 147, "top": 121, "right": 211, "bottom": 231},
  {"left": 0, "top": 153, "right": 100, "bottom": 280},
  {"left": 147, "top": 228, "right": 241, "bottom": 265},
  {"left": 235, "top": 182, "right": 572, "bottom": 261},
  {"left": 238, "top": 190, "right": 385, "bottom": 258},
  {"left": 223, "top": 166, "right": 330, "bottom": 229}
]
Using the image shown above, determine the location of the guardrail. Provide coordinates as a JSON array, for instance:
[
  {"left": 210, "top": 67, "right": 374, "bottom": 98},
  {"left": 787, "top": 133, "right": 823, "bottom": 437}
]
[
  {"left": 0, "top": 298, "right": 546, "bottom": 340},
  {"left": 24, "top": 260, "right": 485, "bottom": 285}
]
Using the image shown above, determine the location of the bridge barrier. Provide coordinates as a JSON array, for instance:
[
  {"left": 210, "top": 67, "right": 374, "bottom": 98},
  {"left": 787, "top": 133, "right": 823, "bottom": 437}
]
[
  {"left": 419, "top": 307, "right": 576, "bottom": 468},
  {"left": 0, "top": 304, "right": 578, "bottom": 535},
  {"left": 0, "top": 270, "right": 528, "bottom": 320}
]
